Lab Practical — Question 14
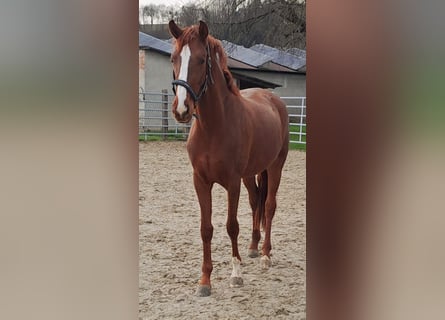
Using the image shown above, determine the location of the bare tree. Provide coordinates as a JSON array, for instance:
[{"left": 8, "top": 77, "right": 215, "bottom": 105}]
[
  {"left": 200, "top": 0, "right": 305, "bottom": 49},
  {"left": 141, "top": 0, "right": 306, "bottom": 49},
  {"left": 166, "top": 5, "right": 180, "bottom": 23},
  {"left": 139, "top": 6, "right": 148, "bottom": 25},
  {"left": 178, "top": 4, "right": 203, "bottom": 26},
  {"left": 142, "top": 4, "right": 159, "bottom": 25}
]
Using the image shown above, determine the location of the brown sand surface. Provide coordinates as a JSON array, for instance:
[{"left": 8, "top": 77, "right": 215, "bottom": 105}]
[{"left": 139, "top": 141, "right": 306, "bottom": 319}]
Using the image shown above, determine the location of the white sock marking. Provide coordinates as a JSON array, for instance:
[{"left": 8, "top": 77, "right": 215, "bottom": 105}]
[
  {"left": 260, "top": 255, "right": 272, "bottom": 269},
  {"left": 176, "top": 44, "right": 191, "bottom": 116},
  {"left": 231, "top": 257, "right": 242, "bottom": 278}
]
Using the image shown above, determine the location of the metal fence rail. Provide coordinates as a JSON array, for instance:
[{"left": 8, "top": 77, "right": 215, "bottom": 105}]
[
  {"left": 139, "top": 91, "right": 306, "bottom": 145},
  {"left": 281, "top": 97, "right": 306, "bottom": 145},
  {"left": 139, "top": 89, "right": 191, "bottom": 140}
]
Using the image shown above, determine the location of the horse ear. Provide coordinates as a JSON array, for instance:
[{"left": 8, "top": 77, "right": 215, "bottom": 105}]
[
  {"left": 169, "top": 20, "right": 183, "bottom": 39},
  {"left": 198, "top": 20, "right": 208, "bottom": 41}
]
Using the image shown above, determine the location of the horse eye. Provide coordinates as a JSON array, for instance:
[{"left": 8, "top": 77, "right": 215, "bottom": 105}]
[{"left": 199, "top": 58, "right": 205, "bottom": 65}]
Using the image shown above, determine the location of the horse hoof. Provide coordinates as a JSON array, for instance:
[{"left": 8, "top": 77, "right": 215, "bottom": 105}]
[
  {"left": 229, "top": 276, "right": 244, "bottom": 288},
  {"left": 196, "top": 285, "right": 211, "bottom": 297},
  {"left": 260, "top": 255, "right": 272, "bottom": 270},
  {"left": 248, "top": 249, "right": 259, "bottom": 258}
]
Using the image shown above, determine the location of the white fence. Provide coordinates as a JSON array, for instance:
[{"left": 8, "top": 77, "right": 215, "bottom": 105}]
[
  {"left": 139, "top": 91, "right": 306, "bottom": 145},
  {"left": 281, "top": 96, "right": 306, "bottom": 145},
  {"left": 139, "top": 89, "right": 191, "bottom": 140}
]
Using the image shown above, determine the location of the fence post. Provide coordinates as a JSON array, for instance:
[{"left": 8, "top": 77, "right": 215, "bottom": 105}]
[
  {"left": 162, "top": 89, "right": 168, "bottom": 140},
  {"left": 184, "top": 123, "right": 190, "bottom": 139}
]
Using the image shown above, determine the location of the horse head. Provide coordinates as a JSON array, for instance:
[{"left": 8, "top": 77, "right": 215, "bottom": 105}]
[{"left": 169, "top": 20, "right": 211, "bottom": 123}]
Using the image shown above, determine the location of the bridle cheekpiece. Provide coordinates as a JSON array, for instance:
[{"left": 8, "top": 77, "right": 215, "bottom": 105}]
[{"left": 172, "top": 43, "right": 214, "bottom": 103}]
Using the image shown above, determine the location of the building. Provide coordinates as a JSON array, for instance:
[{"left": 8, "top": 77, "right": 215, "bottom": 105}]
[
  {"left": 138, "top": 31, "right": 306, "bottom": 97},
  {"left": 224, "top": 41, "right": 306, "bottom": 97},
  {"left": 139, "top": 32, "right": 173, "bottom": 93}
]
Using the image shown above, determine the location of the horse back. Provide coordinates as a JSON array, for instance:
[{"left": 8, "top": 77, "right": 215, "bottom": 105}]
[{"left": 240, "top": 88, "right": 289, "bottom": 142}]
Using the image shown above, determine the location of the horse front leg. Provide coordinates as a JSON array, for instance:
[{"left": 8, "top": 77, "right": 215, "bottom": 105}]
[
  {"left": 226, "top": 179, "right": 243, "bottom": 288},
  {"left": 193, "top": 172, "right": 214, "bottom": 297}
]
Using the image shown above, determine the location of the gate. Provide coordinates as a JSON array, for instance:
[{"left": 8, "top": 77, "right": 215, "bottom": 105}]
[
  {"left": 139, "top": 91, "right": 306, "bottom": 146},
  {"left": 281, "top": 97, "right": 306, "bottom": 145},
  {"left": 139, "top": 89, "right": 191, "bottom": 140}
]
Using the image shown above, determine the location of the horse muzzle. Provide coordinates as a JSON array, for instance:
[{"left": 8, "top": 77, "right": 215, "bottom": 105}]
[
  {"left": 174, "top": 111, "right": 192, "bottom": 123},
  {"left": 173, "top": 101, "right": 193, "bottom": 123}
]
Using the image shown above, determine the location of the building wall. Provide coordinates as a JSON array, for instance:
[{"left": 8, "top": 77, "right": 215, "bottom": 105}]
[
  {"left": 143, "top": 50, "right": 173, "bottom": 93},
  {"left": 272, "top": 73, "right": 306, "bottom": 98},
  {"left": 139, "top": 50, "right": 179, "bottom": 129},
  {"left": 233, "top": 70, "right": 306, "bottom": 98}
]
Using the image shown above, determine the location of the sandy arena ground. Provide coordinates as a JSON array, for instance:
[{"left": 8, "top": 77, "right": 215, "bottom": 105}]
[{"left": 139, "top": 141, "right": 306, "bottom": 319}]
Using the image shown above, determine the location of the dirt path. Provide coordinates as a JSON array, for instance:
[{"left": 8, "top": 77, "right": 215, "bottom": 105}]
[{"left": 139, "top": 141, "right": 306, "bottom": 319}]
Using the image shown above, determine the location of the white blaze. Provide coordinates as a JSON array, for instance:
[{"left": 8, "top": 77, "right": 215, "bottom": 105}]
[
  {"left": 231, "top": 257, "right": 242, "bottom": 278},
  {"left": 176, "top": 44, "right": 191, "bottom": 116}
]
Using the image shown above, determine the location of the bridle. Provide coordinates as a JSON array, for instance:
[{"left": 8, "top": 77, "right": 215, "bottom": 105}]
[{"left": 172, "top": 43, "right": 214, "bottom": 102}]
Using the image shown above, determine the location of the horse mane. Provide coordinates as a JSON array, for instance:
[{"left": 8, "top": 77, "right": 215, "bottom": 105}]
[
  {"left": 174, "top": 25, "right": 240, "bottom": 96},
  {"left": 208, "top": 36, "right": 240, "bottom": 96}
]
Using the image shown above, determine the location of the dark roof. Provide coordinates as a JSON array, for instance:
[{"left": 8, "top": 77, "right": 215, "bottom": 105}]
[
  {"left": 221, "top": 40, "right": 272, "bottom": 68},
  {"left": 227, "top": 58, "right": 258, "bottom": 70},
  {"left": 138, "top": 32, "right": 306, "bottom": 73},
  {"left": 250, "top": 44, "right": 306, "bottom": 71},
  {"left": 139, "top": 32, "right": 172, "bottom": 55},
  {"left": 286, "top": 48, "right": 306, "bottom": 59}
]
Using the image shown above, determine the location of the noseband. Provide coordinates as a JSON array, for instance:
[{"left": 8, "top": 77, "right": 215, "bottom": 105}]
[{"left": 172, "top": 43, "right": 214, "bottom": 102}]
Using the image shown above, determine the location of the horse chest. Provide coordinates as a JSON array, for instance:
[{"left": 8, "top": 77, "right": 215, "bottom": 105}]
[{"left": 188, "top": 145, "right": 242, "bottom": 184}]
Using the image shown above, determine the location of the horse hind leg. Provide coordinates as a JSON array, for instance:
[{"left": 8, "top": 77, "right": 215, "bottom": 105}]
[
  {"left": 261, "top": 152, "right": 287, "bottom": 270},
  {"left": 242, "top": 176, "right": 261, "bottom": 258},
  {"left": 226, "top": 179, "right": 243, "bottom": 287}
]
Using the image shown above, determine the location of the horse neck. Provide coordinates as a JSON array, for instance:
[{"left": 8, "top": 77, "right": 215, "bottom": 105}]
[{"left": 194, "top": 64, "right": 233, "bottom": 132}]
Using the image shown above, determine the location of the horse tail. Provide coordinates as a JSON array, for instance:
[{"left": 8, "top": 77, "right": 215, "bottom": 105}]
[{"left": 257, "top": 170, "right": 268, "bottom": 230}]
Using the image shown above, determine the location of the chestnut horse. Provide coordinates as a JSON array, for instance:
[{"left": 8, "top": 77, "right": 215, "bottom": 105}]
[{"left": 168, "top": 20, "right": 289, "bottom": 297}]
